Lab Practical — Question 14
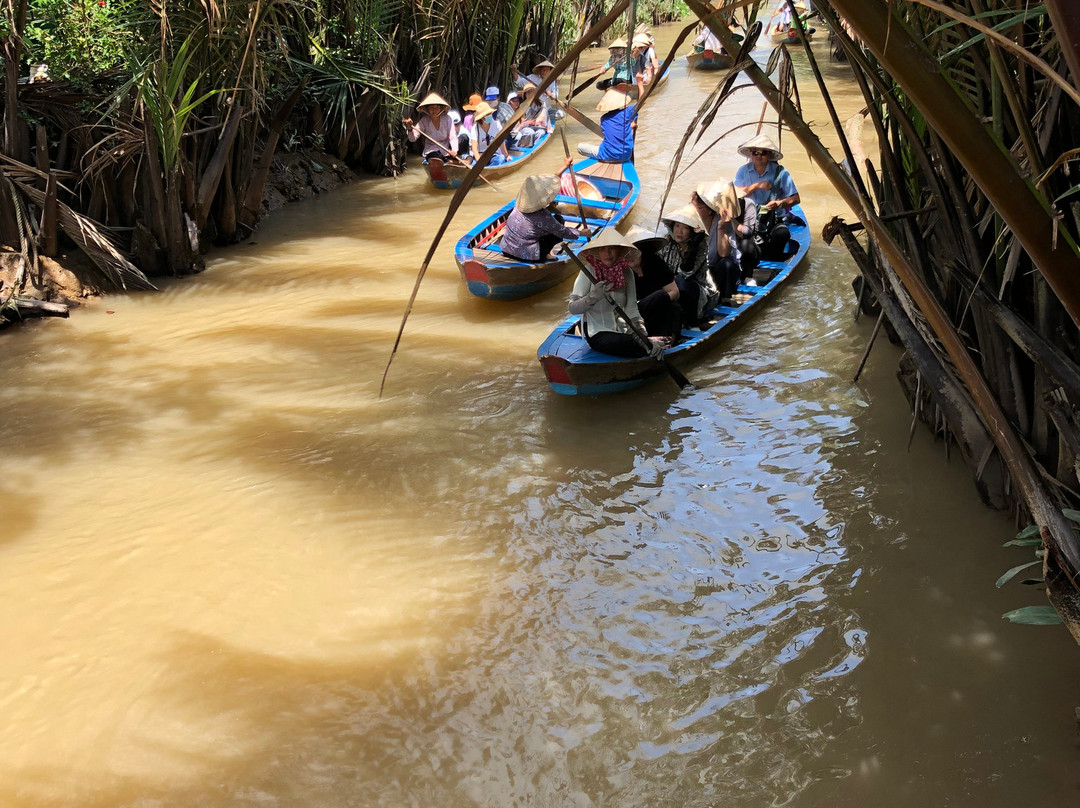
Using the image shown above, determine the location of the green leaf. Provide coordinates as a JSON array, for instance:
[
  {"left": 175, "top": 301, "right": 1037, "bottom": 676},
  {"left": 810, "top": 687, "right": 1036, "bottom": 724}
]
[
  {"left": 1014, "top": 524, "right": 1041, "bottom": 540},
  {"left": 1003, "top": 537, "right": 1042, "bottom": 547},
  {"left": 1063, "top": 509, "right": 1080, "bottom": 525},
  {"left": 995, "top": 560, "right": 1041, "bottom": 588},
  {"left": 1002, "top": 606, "right": 1063, "bottom": 626}
]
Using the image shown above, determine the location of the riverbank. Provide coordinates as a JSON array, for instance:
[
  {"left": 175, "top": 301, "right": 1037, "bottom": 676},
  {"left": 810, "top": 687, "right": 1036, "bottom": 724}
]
[{"left": 1, "top": 150, "right": 357, "bottom": 323}]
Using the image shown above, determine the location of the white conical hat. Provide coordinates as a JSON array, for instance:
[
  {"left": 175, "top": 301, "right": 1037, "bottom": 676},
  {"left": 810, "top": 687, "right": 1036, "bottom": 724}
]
[
  {"left": 579, "top": 227, "right": 639, "bottom": 260},
  {"left": 737, "top": 133, "right": 783, "bottom": 160},
  {"left": 596, "top": 88, "right": 633, "bottom": 113},
  {"left": 661, "top": 204, "right": 703, "bottom": 231},
  {"left": 625, "top": 225, "right": 665, "bottom": 250},
  {"left": 608, "top": 37, "right": 628, "bottom": 49},
  {"left": 416, "top": 92, "right": 450, "bottom": 110},
  {"left": 516, "top": 174, "right": 561, "bottom": 214}
]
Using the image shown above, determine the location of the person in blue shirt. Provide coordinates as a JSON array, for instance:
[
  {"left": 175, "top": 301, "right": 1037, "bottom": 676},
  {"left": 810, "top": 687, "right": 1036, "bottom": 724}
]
[
  {"left": 734, "top": 134, "right": 801, "bottom": 259},
  {"left": 575, "top": 81, "right": 642, "bottom": 163}
]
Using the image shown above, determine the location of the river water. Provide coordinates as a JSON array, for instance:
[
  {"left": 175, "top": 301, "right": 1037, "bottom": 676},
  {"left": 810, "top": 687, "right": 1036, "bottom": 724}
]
[{"left": 1, "top": 19, "right": 1078, "bottom": 808}]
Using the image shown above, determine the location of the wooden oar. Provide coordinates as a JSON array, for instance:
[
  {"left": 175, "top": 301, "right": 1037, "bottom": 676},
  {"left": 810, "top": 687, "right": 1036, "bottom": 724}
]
[
  {"left": 553, "top": 95, "right": 604, "bottom": 137},
  {"left": 406, "top": 124, "right": 500, "bottom": 191},
  {"left": 569, "top": 70, "right": 603, "bottom": 100},
  {"left": 558, "top": 127, "right": 592, "bottom": 236},
  {"left": 379, "top": 0, "right": 633, "bottom": 398},
  {"left": 562, "top": 245, "right": 691, "bottom": 391}
]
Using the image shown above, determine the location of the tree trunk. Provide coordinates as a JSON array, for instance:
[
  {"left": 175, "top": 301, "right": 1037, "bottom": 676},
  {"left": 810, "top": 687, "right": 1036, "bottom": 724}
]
[{"left": 239, "top": 82, "right": 306, "bottom": 230}]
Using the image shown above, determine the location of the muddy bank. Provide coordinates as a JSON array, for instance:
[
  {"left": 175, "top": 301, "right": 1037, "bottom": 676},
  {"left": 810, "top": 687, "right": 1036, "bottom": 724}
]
[{"left": 1, "top": 150, "right": 356, "bottom": 322}]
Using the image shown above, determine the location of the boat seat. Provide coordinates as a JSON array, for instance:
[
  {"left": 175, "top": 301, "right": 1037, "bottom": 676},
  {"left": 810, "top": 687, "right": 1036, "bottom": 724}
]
[{"left": 553, "top": 194, "right": 620, "bottom": 210}]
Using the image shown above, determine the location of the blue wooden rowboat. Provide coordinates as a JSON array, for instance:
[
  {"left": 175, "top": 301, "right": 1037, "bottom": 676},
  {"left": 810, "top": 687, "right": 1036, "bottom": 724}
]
[
  {"left": 424, "top": 129, "right": 553, "bottom": 190},
  {"left": 537, "top": 204, "right": 811, "bottom": 395},
  {"left": 685, "top": 48, "right": 734, "bottom": 70},
  {"left": 454, "top": 158, "right": 640, "bottom": 301}
]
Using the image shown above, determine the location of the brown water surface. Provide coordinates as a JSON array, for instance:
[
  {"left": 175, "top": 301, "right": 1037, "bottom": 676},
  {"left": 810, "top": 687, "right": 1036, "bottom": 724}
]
[{"left": 1, "top": 19, "right": 1078, "bottom": 808}]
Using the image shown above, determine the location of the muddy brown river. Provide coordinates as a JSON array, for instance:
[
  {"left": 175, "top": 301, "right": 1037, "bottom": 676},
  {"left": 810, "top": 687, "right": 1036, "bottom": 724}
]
[{"left": 1, "top": 19, "right": 1077, "bottom": 808}]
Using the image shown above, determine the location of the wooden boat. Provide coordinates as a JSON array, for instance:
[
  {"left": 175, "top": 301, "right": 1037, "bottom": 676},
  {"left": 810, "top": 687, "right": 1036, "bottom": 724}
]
[
  {"left": 424, "top": 129, "right": 553, "bottom": 190},
  {"left": 686, "top": 48, "right": 733, "bottom": 71},
  {"left": 455, "top": 158, "right": 640, "bottom": 301},
  {"left": 626, "top": 65, "right": 669, "bottom": 97},
  {"left": 537, "top": 204, "right": 811, "bottom": 395},
  {"left": 770, "top": 25, "right": 816, "bottom": 44}
]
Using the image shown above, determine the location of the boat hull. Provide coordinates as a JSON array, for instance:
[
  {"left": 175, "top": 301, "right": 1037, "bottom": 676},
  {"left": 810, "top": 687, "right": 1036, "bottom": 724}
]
[
  {"left": 455, "top": 158, "right": 640, "bottom": 301},
  {"left": 537, "top": 204, "right": 811, "bottom": 394},
  {"left": 424, "top": 129, "right": 553, "bottom": 190},
  {"left": 686, "top": 48, "right": 733, "bottom": 70}
]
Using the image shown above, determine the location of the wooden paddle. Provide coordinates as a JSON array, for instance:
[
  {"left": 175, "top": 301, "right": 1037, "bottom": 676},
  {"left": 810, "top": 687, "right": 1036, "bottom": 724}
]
[
  {"left": 562, "top": 245, "right": 691, "bottom": 391},
  {"left": 552, "top": 95, "right": 604, "bottom": 137},
  {"left": 558, "top": 127, "right": 592, "bottom": 237},
  {"left": 569, "top": 70, "right": 603, "bottom": 100}
]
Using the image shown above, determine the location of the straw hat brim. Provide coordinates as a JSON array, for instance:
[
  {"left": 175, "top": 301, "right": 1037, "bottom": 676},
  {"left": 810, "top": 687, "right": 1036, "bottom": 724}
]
[
  {"left": 579, "top": 227, "right": 640, "bottom": 261},
  {"left": 625, "top": 225, "right": 665, "bottom": 250},
  {"left": 737, "top": 134, "right": 783, "bottom": 160},
  {"left": 417, "top": 93, "right": 450, "bottom": 110},
  {"left": 608, "top": 37, "right": 628, "bottom": 49},
  {"left": 596, "top": 89, "right": 633, "bottom": 113},
  {"left": 662, "top": 204, "right": 703, "bottom": 231},
  {"left": 472, "top": 101, "right": 496, "bottom": 120},
  {"left": 516, "top": 175, "right": 562, "bottom": 214},
  {"left": 534, "top": 60, "right": 555, "bottom": 70},
  {"left": 695, "top": 181, "right": 729, "bottom": 214}
]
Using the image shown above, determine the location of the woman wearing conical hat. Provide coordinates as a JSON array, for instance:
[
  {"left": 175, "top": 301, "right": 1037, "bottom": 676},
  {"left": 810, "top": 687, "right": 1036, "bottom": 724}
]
[
  {"left": 691, "top": 181, "right": 743, "bottom": 302},
  {"left": 596, "top": 37, "right": 637, "bottom": 91},
  {"left": 658, "top": 204, "right": 716, "bottom": 326},
  {"left": 500, "top": 163, "right": 589, "bottom": 262},
  {"left": 576, "top": 84, "right": 642, "bottom": 164},
  {"left": 734, "top": 134, "right": 800, "bottom": 259},
  {"left": 567, "top": 228, "right": 669, "bottom": 358},
  {"left": 403, "top": 92, "right": 457, "bottom": 160},
  {"left": 626, "top": 226, "right": 682, "bottom": 344}
]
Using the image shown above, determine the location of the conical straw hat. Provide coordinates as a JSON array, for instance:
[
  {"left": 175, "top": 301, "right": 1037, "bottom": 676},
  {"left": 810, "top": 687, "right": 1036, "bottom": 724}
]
[
  {"left": 534, "top": 59, "right": 555, "bottom": 70},
  {"left": 608, "top": 37, "right": 628, "bottom": 49},
  {"left": 579, "top": 227, "right": 639, "bottom": 261},
  {"left": 596, "top": 88, "right": 633, "bottom": 113},
  {"left": 416, "top": 92, "right": 450, "bottom": 110},
  {"left": 661, "top": 204, "right": 703, "bottom": 231},
  {"left": 695, "top": 180, "right": 730, "bottom": 214},
  {"left": 471, "top": 101, "right": 496, "bottom": 121},
  {"left": 737, "top": 133, "right": 783, "bottom": 160},
  {"left": 516, "top": 174, "right": 561, "bottom": 214},
  {"left": 625, "top": 225, "right": 665, "bottom": 250},
  {"left": 632, "top": 34, "right": 651, "bottom": 48}
]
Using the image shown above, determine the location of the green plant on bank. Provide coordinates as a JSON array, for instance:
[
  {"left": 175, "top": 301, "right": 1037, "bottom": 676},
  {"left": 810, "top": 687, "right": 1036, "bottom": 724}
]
[
  {"left": 997, "top": 510, "right": 1080, "bottom": 625},
  {"left": 21, "top": 0, "right": 130, "bottom": 81}
]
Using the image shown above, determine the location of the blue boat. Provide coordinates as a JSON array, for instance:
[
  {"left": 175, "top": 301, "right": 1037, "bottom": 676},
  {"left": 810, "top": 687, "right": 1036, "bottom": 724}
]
[
  {"left": 454, "top": 158, "right": 640, "bottom": 301},
  {"left": 537, "top": 204, "right": 811, "bottom": 394},
  {"left": 424, "top": 129, "right": 553, "bottom": 190}
]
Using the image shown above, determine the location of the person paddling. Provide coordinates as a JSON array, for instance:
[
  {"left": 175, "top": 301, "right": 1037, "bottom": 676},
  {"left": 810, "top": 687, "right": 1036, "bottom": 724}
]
[
  {"left": 576, "top": 83, "right": 642, "bottom": 163},
  {"left": 403, "top": 93, "right": 457, "bottom": 161}
]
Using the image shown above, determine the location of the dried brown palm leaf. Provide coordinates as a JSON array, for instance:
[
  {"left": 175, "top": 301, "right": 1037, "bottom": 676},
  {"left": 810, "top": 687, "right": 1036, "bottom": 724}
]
[{"left": 5, "top": 173, "right": 155, "bottom": 292}]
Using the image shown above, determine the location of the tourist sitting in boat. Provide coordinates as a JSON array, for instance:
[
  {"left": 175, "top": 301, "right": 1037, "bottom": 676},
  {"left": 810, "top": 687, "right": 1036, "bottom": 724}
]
[
  {"left": 631, "top": 35, "right": 656, "bottom": 84},
  {"left": 658, "top": 204, "right": 716, "bottom": 327},
  {"left": 716, "top": 180, "right": 760, "bottom": 277},
  {"left": 403, "top": 93, "right": 457, "bottom": 160},
  {"left": 448, "top": 110, "right": 471, "bottom": 159},
  {"left": 500, "top": 164, "right": 589, "bottom": 262},
  {"left": 635, "top": 26, "right": 661, "bottom": 75},
  {"left": 576, "top": 84, "right": 642, "bottom": 163},
  {"left": 693, "top": 25, "right": 724, "bottom": 54},
  {"left": 568, "top": 229, "right": 668, "bottom": 359},
  {"left": 495, "top": 91, "right": 521, "bottom": 147},
  {"left": 627, "top": 226, "right": 682, "bottom": 344},
  {"left": 461, "top": 93, "right": 484, "bottom": 131},
  {"left": 692, "top": 181, "right": 743, "bottom": 302},
  {"left": 733, "top": 134, "right": 801, "bottom": 260},
  {"left": 596, "top": 38, "right": 636, "bottom": 91},
  {"left": 468, "top": 102, "right": 510, "bottom": 166},
  {"left": 515, "top": 83, "right": 552, "bottom": 148}
]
